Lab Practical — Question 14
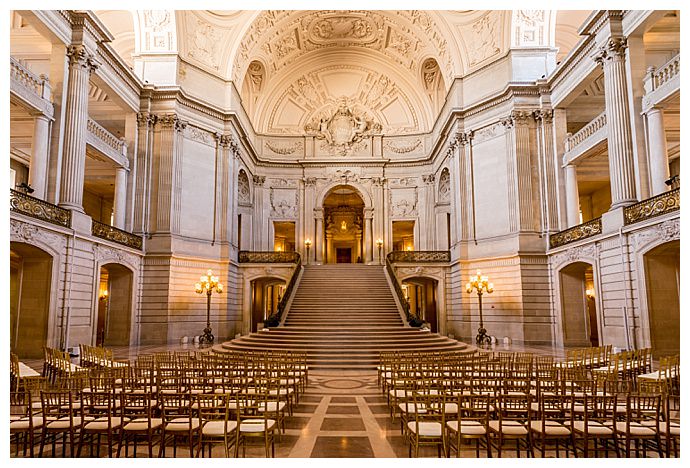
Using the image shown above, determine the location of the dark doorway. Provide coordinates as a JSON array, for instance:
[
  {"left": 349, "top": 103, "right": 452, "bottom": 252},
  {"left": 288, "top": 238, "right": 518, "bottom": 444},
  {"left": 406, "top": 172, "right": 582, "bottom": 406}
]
[{"left": 336, "top": 248, "right": 352, "bottom": 264}]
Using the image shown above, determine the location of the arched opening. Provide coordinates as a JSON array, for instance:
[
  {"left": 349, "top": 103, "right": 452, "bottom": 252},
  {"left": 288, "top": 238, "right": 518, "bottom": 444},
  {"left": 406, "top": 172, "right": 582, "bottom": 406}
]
[
  {"left": 97, "top": 263, "right": 134, "bottom": 347},
  {"left": 402, "top": 277, "right": 439, "bottom": 333},
  {"left": 273, "top": 221, "right": 296, "bottom": 252},
  {"left": 392, "top": 220, "right": 415, "bottom": 251},
  {"left": 323, "top": 185, "right": 365, "bottom": 264},
  {"left": 559, "top": 262, "right": 599, "bottom": 347},
  {"left": 250, "top": 277, "right": 287, "bottom": 332},
  {"left": 10, "top": 242, "right": 52, "bottom": 359},
  {"left": 643, "top": 240, "right": 680, "bottom": 358}
]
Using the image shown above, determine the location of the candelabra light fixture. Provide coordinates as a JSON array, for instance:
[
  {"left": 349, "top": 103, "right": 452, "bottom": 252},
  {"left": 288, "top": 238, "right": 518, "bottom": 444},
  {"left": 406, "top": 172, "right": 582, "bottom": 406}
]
[
  {"left": 195, "top": 269, "right": 223, "bottom": 345},
  {"left": 376, "top": 238, "right": 383, "bottom": 264},
  {"left": 586, "top": 288, "right": 595, "bottom": 299},
  {"left": 466, "top": 270, "right": 494, "bottom": 347},
  {"left": 304, "top": 238, "right": 312, "bottom": 265}
]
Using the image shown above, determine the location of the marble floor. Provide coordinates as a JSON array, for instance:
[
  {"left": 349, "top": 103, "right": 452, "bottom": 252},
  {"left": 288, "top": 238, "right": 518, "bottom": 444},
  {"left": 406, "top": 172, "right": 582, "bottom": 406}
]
[{"left": 15, "top": 342, "right": 668, "bottom": 458}]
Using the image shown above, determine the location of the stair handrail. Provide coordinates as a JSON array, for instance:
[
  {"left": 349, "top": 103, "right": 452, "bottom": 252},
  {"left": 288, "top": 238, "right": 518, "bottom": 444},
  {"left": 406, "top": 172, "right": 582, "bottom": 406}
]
[
  {"left": 264, "top": 253, "right": 302, "bottom": 327},
  {"left": 385, "top": 256, "right": 423, "bottom": 327}
]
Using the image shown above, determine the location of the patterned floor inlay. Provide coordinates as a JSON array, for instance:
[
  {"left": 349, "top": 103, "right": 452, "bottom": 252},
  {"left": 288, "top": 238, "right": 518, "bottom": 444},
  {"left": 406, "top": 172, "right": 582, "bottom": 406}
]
[
  {"left": 320, "top": 417, "right": 367, "bottom": 431},
  {"left": 310, "top": 436, "right": 375, "bottom": 458}
]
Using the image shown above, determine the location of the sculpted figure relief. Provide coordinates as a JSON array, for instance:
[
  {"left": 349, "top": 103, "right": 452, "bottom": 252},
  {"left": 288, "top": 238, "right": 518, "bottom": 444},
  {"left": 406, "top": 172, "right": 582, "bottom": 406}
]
[{"left": 306, "top": 97, "right": 377, "bottom": 155}]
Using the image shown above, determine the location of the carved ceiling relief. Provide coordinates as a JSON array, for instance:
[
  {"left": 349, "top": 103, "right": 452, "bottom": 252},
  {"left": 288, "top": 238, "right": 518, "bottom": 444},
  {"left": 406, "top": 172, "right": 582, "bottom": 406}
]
[
  {"left": 270, "top": 186, "right": 299, "bottom": 219},
  {"left": 512, "top": 10, "right": 547, "bottom": 47},
  {"left": 269, "top": 66, "right": 418, "bottom": 137},
  {"left": 459, "top": 11, "right": 502, "bottom": 67},
  {"left": 186, "top": 16, "right": 225, "bottom": 70},
  {"left": 139, "top": 10, "right": 176, "bottom": 52}
]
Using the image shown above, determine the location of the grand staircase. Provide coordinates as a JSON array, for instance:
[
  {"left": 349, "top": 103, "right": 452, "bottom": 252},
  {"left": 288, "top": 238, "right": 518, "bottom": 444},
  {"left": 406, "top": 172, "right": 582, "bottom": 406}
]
[{"left": 218, "top": 264, "right": 470, "bottom": 370}]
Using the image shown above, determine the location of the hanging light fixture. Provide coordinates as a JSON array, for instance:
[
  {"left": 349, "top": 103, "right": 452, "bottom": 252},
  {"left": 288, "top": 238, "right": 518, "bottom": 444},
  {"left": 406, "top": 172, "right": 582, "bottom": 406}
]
[{"left": 341, "top": 220, "right": 347, "bottom": 230}]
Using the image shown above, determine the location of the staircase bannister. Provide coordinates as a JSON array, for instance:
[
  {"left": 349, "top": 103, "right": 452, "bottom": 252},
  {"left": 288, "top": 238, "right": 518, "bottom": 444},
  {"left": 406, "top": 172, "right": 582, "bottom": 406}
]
[
  {"left": 385, "top": 255, "right": 423, "bottom": 327},
  {"left": 265, "top": 253, "right": 302, "bottom": 327},
  {"left": 387, "top": 250, "right": 451, "bottom": 263},
  {"left": 238, "top": 250, "right": 300, "bottom": 263}
]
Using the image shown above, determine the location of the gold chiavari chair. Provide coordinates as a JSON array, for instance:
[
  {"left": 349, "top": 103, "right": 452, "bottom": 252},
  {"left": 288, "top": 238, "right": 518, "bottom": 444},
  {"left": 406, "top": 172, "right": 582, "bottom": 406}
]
[
  {"left": 488, "top": 392, "right": 533, "bottom": 458},
  {"left": 39, "top": 390, "right": 84, "bottom": 457},
  {"left": 446, "top": 392, "right": 492, "bottom": 458},
  {"left": 529, "top": 393, "right": 575, "bottom": 458},
  {"left": 570, "top": 393, "right": 619, "bottom": 458},
  {"left": 614, "top": 393, "right": 663, "bottom": 458},
  {"left": 196, "top": 393, "right": 238, "bottom": 458},
  {"left": 660, "top": 393, "right": 680, "bottom": 458},
  {"left": 159, "top": 391, "right": 200, "bottom": 457},
  {"left": 10, "top": 389, "right": 43, "bottom": 457},
  {"left": 118, "top": 392, "right": 163, "bottom": 458},
  {"left": 77, "top": 389, "right": 124, "bottom": 457},
  {"left": 235, "top": 387, "right": 276, "bottom": 457},
  {"left": 405, "top": 390, "right": 446, "bottom": 458}
]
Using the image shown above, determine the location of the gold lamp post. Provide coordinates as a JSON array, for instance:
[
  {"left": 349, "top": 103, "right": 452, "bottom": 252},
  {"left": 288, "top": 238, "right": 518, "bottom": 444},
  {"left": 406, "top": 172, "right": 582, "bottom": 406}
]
[
  {"left": 376, "top": 238, "right": 383, "bottom": 264},
  {"left": 466, "top": 270, "right": 494, "bottom": 347},
  {"left": 195, "top": 269, "right": 223, "bottom": 345},
  {"left": 304, "top": 238, "right": 312, "bottom": 265}
]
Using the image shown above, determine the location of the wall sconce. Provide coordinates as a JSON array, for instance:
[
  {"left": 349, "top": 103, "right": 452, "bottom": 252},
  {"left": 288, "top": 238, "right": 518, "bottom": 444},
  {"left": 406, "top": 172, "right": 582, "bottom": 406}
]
[
  {"left": 586, "top": 289, "right": 595, "bottom": 299},
  {"left": 99, "top": 289, "right": 109, "bottom": 301},
  {"left": 406, "top": 245, "right": 413, "bottom": 251},
  {"left": 276, "top": 246, "right": 283, "bottom": 252}
]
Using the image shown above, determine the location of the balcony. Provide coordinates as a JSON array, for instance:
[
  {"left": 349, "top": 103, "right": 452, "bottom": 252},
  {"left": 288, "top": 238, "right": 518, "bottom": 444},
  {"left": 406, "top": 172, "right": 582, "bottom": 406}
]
[
  {"left": 86, "top": 118, "right": 128, "bottom": 167},
  {"left": 563, "top": 111, "right": 607, "bottom": 163},
  {"left": 387, "top": 250, "right": 451, "bottom": 263},
  {"left": 91, "top": 220, "right": 143, "bottom": 250},
  {"left": 549, "top": 218, "right": 602, "bottom": 249},
  {"left": 624, "top": 188, "right": 680, "bottom": 226},
  {"left": 643, "top": 53, "right": 680, "bottom": 111},
  {"left": 10, "top": 189, "right": 71, "bottom": 228},
  {"left": 238, "top": 251, "right": 301, "bottom": 263},
  {"left": 9, "top": 57, "right": 52, "bottom": 117}
]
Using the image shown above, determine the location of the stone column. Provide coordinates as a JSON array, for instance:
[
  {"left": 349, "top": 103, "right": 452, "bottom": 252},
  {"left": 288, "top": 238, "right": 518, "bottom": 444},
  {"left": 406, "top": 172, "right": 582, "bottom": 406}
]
[
  {"left": 364, "top": 208, "right": 374, "bottom": 263},
  {"left": 59, "top": 45, "right": 99, "bottom": 211},
  {"left": 355, "top": 232, "right": 362, "bottom": 262},
  {"left": 133, "top": 112, "right": 154, "bottom": 235},
  {"left": 564, "top": 164, "right": 580, "bottom": 227},
  {"left": 112, "top": 166, "right": 128, "bottom": 229},
  {"left": 594, "top": 38, "right": 637, "bottom": 208},
  {"left": 314, "top": 209, "right": 323, "bottom": 263},
  {"left": 252, "top": 175, "right": 266, "bottom": 250},
  {"left": 646, "top": 107, "right": 670, "bottom": 195},
  {"left": 28, "top": 112, "right": 51, "bottom": 199}
]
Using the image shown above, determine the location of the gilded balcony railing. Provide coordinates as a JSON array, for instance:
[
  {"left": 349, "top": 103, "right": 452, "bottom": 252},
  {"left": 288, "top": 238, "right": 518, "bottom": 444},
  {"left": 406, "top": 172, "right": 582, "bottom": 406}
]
[
  {"left": 549, "top": 217, "right": 602, "bottom": 249},
  {"left": 92, "top": 220, "right": 143, "bottom": 250},
  {"left": 238, "top": 251, "right": 301, "bottom": 263},
  {"left": 10, "top": 189, "right": 71, "bottom": 228},
  {"left": 387, "top": 250, "right": 451, "bottom": 263},
  {"left": 624, "top": 188, "right": 680, "bottom": 226},
  {"left": 564, "top": 111, "right": 607, "bottom": 152}
]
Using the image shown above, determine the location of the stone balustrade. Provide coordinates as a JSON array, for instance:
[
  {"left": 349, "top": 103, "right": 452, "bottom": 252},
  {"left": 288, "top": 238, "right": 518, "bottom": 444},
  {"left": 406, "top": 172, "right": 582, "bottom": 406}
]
[
  {"left": 564, "top": 111, "right": 607, "bottom": 153},
  {"left": 87, "top": 118, "right": 127, "bottom": 156},
  {"left": 645, "top": 53, "right": 680, "bottom": 93},
  {"left": 10, "top": 57, "right": 51, "bottom": 100}
]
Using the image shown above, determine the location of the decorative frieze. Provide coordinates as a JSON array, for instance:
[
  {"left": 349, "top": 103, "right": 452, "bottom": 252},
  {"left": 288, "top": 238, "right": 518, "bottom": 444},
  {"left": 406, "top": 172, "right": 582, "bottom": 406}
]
[
  {"left": 631, "top": 218, "right": 680, "bottom": 249},
  {"left": 265, "top": 140, "right": 303, "bottom": 155},
  {"left": 10, "top": 219, "right": 67, "bottom": 252}
]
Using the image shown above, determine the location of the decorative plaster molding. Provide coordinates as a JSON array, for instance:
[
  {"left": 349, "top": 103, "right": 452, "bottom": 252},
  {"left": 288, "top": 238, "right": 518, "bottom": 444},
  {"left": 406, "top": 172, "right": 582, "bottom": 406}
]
[
  {"left": 10, "top": 219, "right": 66, "bottom": 253},
  {"left": 265, "top": 140, "right": 303, "bottom": 155},
  {"left": 550, "top": 243, "right": 598, "bottom": 269},
  {"left": 384, "top": 138, "right": 422, "bottom": 154}
]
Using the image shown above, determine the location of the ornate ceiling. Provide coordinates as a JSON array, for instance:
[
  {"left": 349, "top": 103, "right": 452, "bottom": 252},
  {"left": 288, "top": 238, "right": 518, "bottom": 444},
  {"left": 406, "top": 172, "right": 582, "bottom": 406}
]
[{"left": 91, "top": 10, "right": 591, "bottom": 136}]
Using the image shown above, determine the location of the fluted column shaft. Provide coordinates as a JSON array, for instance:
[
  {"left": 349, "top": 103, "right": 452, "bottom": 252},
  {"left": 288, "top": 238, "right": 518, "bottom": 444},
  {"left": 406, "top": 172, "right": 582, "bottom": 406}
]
[
  {"left": 596, "top": 38, "right": 637, "bottom": 208},
  {"left": 314, "top": 211, "right": 324, "bottom": 263},
  {"left": 59, "top": 45, "right": 98, "bottom": 211},
  {"left": 564, "top": 164, "right": 580, "bottom": 227},
  {"left": 646, "top": 107, "right": 670, "bottom": 195},
  {"left": 29, "top": 113, "right": 51, "bottom": 199},
  {"left": 364, "top": 213, "right": 373, "bottom": 263},
  {"left": 112, "top": 167, "right": 128, "bottom": 229}
]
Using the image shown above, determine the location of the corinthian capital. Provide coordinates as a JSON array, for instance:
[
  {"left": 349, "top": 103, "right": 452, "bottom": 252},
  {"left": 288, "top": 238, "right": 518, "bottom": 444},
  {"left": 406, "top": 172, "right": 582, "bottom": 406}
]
[
  {"left": 593, "top": 37, "right": 627, "bottom": 65},
  {"left": 66, "top": 45, "right": 100, "bottom": 72},
  {"left": 533, "top": 109, "right": 553, "bottom": 123}
]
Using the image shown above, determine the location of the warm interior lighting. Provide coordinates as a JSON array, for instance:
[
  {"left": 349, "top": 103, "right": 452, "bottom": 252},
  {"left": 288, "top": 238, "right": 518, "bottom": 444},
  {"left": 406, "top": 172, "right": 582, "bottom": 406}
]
[
  {"left": 196, "top": 269, "right": 223, "bottom": 295},
  {"left": 586, "top": 288, "right": 595, "bottom": 299},
  {"left": 376, "top": 238, "right": 383, "bottom": 247},
  {"left": 276, "top": 246, "right": 282, "bottom": 252},
  {"left": 341, "top": 220, "right": 347, "bottom": 230},
  {"left": 406, "top": 245, "right": 413, "bottom": 251},
  {"left": 99, "top": 289, "right": 109, "bottom": 300},
  {"left": 304, "top": 238, "right": 312, "bottom": 247}
]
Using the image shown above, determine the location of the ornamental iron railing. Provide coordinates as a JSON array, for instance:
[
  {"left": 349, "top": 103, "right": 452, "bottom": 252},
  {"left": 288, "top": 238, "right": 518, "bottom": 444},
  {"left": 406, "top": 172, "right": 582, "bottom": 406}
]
[
  {"left": 385, "top": 257, "right": 422, "bottom": 327},
  {"left": 387, "top": 250, "right": 451, "bottom": 263},
  {"left": 92, "top": 220, "right": 143, "bottom": 250},
  {"left": 238, "top": 251, "right": 300, "bottom": 263},
  {"left": 624, "top": 188, "right": 680, "bottom": 226},
  {"left": 10, "top": 189, "right": 71, "bottom": 228},
  {"left": 265, "top": 254, "right": 302, "bottom": 327},
  {"left": 549, "top": 217, "right": 602, "bottom": 249}
]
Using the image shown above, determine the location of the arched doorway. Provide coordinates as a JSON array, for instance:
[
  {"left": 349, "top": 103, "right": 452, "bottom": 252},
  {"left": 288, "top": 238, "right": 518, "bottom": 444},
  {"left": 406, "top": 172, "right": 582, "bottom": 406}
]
[
  {"left": 97, "top": 263, "right": 134, "bottom": 347},
  {"left": 402, "top": 277, "right": 439, "bottom": 332},
  {"left": 559, "top": 262, "right": 599, "bottom": 347},
  {"left": 322, "top": 185, "right": 365, "bottom": 264},
  {"left": 10, "top": 242, "right": 53, "bottom": 359},
  {"left": 643, "top": 240, "right": 680, "bottom": 358},
  {"left": 250, "top": 277, "right": 287, "bottom": 331}
]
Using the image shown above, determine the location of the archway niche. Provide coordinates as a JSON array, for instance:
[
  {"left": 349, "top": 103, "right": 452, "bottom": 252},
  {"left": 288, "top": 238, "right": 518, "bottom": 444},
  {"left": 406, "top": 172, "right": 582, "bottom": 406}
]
[
  {"left": 402, "top": 277, "right": 439, "bottom": 333},
  {"left": 322, "top": 185, "right": 365, "bottom": 264},
  {"left": 273, "top": 221, "right": 295, "bottom": 252},
  {"left": 10, "top": 242, "right": 53, "bottom": 359},
  {"left": 97, "top": 263, "right": 134, "bottom": 347},
  {"left": 250, "top": 277, "right": 287, "bottom": 332},
  {"left": 559, "top": 262, "right": 599, "bottom": 347},
  {"left": 392, "top": 220, "right": 415, "bottom": 251},
  {"left": 643, "top": 240, "right": 680, "bottom": 358}
]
